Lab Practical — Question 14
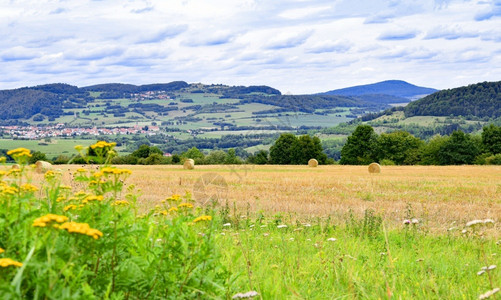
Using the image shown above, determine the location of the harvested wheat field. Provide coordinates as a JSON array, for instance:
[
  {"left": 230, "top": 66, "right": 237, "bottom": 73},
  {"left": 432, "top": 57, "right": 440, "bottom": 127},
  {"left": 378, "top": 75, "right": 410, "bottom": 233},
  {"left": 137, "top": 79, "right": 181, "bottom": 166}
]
[{"left": 56, "top": 164, "right": 501, "bottom": 232}]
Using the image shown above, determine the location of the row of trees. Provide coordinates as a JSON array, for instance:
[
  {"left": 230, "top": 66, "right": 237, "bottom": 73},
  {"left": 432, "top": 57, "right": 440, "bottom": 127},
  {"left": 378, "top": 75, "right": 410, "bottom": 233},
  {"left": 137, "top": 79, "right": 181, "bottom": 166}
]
[{"left": 340, "top": 124, "right": 501, "bottom": 165}]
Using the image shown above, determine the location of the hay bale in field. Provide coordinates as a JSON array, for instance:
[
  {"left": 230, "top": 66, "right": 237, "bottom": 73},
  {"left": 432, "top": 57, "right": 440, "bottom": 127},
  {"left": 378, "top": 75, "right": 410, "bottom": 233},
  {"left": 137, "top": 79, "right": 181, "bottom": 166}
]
[
  {"left": 183, "top": 159, "right": 195, "bottom": 170},
  {"left": 308, "top": 158, "right": 318, "bottom": 167},
  {"left": 11, "top": 164, "right": 20, "bottom": 170},
  {"left": 35, "top": 161, "right": 52, "bottom": 174},
  {"left": 368, "top": 162, "right": 381, "bottom": 174}
]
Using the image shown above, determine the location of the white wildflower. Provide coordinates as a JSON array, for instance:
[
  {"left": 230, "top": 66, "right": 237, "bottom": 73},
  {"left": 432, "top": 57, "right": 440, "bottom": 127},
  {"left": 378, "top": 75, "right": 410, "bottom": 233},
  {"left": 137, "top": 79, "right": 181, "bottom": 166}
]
[
  {"left": 411, "top": 218, "right": 419, "bottom": 224},
  {"left": 484, "top": 219, "right": 495, "bottom": 227},
  {"left": 223, "top": 223, "right": 231, "bottom": 227},
  {"left": 403, "top": 219, "right": 411, "bottom": 225},
  {"left": 488, "top": 265, "right": 497, "bottom": 270},
  {"left": 277, "top": 224, "right": 287, "bottom": 229},
  {"left": 263, "top": 233, "right": 269, "bottom": 237},
  {"left": 249, "top": 224, "right": 255, "bottom": 228},
  {"left": 466, "top": 220, "right": 484, "bottom": 228},
  {"left": 327, "top": 238, "right": 337, "bottom": 242},
  {"left": 303, "top": 223, "right": 312, "bottom": 227},
  {"left": 306, "top": 238, "right": 311, "bottom": 241},
  {"left": 260, "top": 224, "right": 267, "bottom": 228},
  {"left": 221, "top": 232, "right": 226, "bottom": 236},
  {"left": 232, "top": 290, "right": 259, "bottom": 299},
  {"left": 289, "top": 238, "right": 294, "bottom": 241},
  {"left": 416, "top": 258, "right": 424, "bottom": 262},
  {"left": 478, "top": 270, "right": 486, "bottom": 276},
  {"left": 479, "top": 288, "right": 499, "bottom": 300}
]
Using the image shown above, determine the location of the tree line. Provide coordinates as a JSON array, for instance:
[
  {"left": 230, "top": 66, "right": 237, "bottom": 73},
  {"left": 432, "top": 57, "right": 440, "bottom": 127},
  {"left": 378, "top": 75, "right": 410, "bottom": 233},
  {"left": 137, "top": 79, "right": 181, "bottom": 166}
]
[{"left": 339, "top": 124, "right": 501, "bottom": 165}]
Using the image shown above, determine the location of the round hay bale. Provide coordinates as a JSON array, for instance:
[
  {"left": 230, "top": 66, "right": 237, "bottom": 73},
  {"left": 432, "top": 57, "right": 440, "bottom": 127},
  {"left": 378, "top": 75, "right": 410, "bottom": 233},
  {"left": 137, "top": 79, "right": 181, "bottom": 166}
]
[
  {"left": 183, "top": 159, "right": 195, "bottom": 170},
  {"left": 35, "top": 161, "right": 52, "bottom": 174},
  {"left": 308, "top": 158, "right": 318, "bottom": 167},
  {"left": 11, "top": 164, "right": 20, "bottom": 170},
  {"left": 368, "top": 162, "right": 381, "bottom": 174}
]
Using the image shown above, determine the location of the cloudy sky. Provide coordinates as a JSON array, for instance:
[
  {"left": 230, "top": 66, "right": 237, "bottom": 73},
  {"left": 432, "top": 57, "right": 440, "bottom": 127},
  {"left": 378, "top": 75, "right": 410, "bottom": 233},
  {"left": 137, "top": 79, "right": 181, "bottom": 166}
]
[{"left": 1, "top": 0, "right": 500, "bottom": 93}]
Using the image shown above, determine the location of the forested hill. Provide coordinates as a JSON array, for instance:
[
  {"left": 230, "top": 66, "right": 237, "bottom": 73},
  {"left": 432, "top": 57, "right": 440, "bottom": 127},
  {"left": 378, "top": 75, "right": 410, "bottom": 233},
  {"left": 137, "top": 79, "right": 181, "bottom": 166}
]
[
  {"left": 404, "top": 81, "right": 501, "bottom": 119},
  {"left": 322, "top": 80, "right": 437, "bottom": 99}
]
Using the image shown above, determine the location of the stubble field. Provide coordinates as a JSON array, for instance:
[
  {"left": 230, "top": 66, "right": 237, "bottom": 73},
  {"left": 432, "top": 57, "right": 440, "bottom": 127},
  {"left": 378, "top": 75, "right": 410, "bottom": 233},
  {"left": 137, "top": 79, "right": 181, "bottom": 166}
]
[{"left": 66, "top": 164, "right": 501, "bottom": 232}]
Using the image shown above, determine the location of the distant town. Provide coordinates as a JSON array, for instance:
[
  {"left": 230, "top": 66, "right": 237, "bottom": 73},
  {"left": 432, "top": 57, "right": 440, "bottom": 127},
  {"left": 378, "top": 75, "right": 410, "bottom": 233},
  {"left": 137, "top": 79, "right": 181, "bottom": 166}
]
[{"left": 0, "top": 124, "right": 161, "bottom": 140}]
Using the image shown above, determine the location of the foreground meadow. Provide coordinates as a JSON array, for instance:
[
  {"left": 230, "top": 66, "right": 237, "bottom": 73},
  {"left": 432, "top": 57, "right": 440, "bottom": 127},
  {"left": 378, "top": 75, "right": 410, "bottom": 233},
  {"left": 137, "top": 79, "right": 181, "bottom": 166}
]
[{"left": 3, "top": 155, "right": 500, "bottom": 299}]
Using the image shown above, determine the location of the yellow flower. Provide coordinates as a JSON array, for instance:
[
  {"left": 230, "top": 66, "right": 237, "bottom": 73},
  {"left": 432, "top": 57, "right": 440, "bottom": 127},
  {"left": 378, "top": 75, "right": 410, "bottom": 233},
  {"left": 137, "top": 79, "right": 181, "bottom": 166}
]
[
  {"left": 74, "top": 145, "right": 84, "bottom": 151},
  {"left": 59, "top": 222, "right": 103, "bottom": 239},
  {"left": 82, "top": 195, "right": 104, "bottom": 204},
  {"left": 20, "top": 183, "right": 39, "bottom": 193},
  {"left": 56, "top": 196, "right": 67, "bottom": 202},
  {"left": 7, "top": 148, "right": 32, "bottom": 159},
  {"left": 193, "top": 215, "right": 212, "bottom": 223},
  {"left": 0, "top": 170, "right": 7, "bottom": 177},
  {"left": 44, "top": 170, "right": 61, "bottom": 180},
  {"left": 32, "top": 214, "right": 69, "bottom": 227},
  {"left": 76, "top": 168, "right": 86, "bottom": 173},
  {"left": 178, "top": 203, "right": 194, "bottom": 209},
  {"left": 112, "top": 200, "right": 129, "bottom": 206},
  {"left": 0, "top": 157, "right": 6, "bottom": 163},
  {"left": 0, "top": 248, "right": 4, "bottom": 254},
  {"left": 0, "top": 258, "right": 23, "bottom": 268},
  {"left": 63, "top": 204, "right": 77, "bottom": 212},
  {"left": 74, "top": 191, "right": 88, "bottom": 197},
  {"left": 59, "top": 185, "right": 72, "bottom": 190},
  {"left": 7, "top": 169, "right": 21, "bottom": 177},
  {"left": 90, "top": 141, "right": 116, "bottom": 150},
  {"left": 168, "top": 207, "right": 178, "bottom": 213}
]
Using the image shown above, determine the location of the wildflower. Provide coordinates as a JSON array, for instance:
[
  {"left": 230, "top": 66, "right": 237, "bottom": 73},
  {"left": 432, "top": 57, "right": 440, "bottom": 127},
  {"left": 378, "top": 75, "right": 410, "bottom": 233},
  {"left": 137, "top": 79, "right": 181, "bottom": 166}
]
[
  {"left": 223, "top": 223, "right": 231, "bottom": 227},
  {"left": 479, "top": 288, "right": 500, "bottom": 300},
  {"left": 59, "top": 222, "right": 103, "bottom": 239},
  {"left": 411, "top": 218, "right": 419, "bottom": 224},
  {"left": 232, "top": 291, "right": 259, "bottom": 299},
  {"left": 289, "top": 237, "right": 294, "bottom": 241},
  {"left": 168, "top": 207, "right": 178, "bottom": 213},
  {"left": 193, "top": 215, "right": 212, "bottom": 223},
  {"left": 0, "top": 258, "right": 23, "bottom": 268},
  {"left": 277, "top": 224, "right": 287, "bottom": 229},
  {"left": 263, "top": 233, "right": 269, "bottom": 237},
  {"left": 477, "top": 270, "right": 486, "bottom": 276},
  {"left": 0, "top": 170, "right": 7, "bottom": 177},
  {"left": 488, "top": 265, "right": 497, "bottom": 270},
  {"left": 44, "top": 170, "right": 61, "bottom": 180},
  {"left": 74, "top": 145, "right": 84, "bottom": 151},
  {"left": 112, "top": 200, "right": 129, "bottom": 206},
  {"left": 2, "top": 186, "right": 19, "bottom": 195},
  {"left": 76, "top": 168, "right": 86, "bottom": 173},
  {"left": 64, "top": 205, "right": 77, "bottom": 212},
  {"left": 327, "top": 238, "right": 337, "bottom": 242},
  {"left": 178, "top": 203, "right": 194, "bottom": 209},
  {"left": 0, "top": 157, "right": 6, "bottom": 163},
  {"left": 403, "top": 219, "right": 411, "bottom": 225},
  {"left": 20, "top": 183, "right": 39, "bottom": 193},
  {"left": 74, "top": 191, "right": 87, "bottom": 197},
  {"left": 0, "top": 248, "right": 4, "bottom": 254},
  {"left": 303, "top": 223, "right": 312, "bottom": 227},
  {"left": 33, "top": 214, "right": 69, "bottom": 227},
  {"left": 82, "top": 195, "right": 104, "bottom": 204},
  {"left": 7, "top": 169, "right": 21, "bottom": 177},
  {"left": 59, "top": 185, "right": 72, "bottom": 190},
  {"left": 7, "top": 148, "right": 32, "bottom": 159},
  {"left": 90, "top": 140, "right": 116, "bottom": 150}
]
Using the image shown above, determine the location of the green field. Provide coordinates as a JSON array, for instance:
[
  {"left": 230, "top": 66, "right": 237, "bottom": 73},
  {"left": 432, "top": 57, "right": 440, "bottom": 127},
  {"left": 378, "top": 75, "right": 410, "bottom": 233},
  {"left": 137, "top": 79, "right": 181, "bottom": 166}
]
[{"left": 0, "top": 139, "right": 129, "bottom": 157}]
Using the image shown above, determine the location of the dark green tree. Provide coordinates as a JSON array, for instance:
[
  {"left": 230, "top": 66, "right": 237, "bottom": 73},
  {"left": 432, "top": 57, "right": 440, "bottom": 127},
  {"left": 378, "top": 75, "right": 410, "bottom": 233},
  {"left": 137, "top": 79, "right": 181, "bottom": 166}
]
[
  {"left": 340, "top": 125, "right": 378, "bottom": 165},
  {"left": 247, "top": 150, "right": 269, "bottom": 165},
  {"left": 29, "top": 151, "right": 49, "bottom": 164},
  {"left": 182, "top": 147, "right": 204, "bottom": 160},
  {"left": 269, "top": 133, "right": 298, "bottom": 164},
  {"left": 437, "top": 130, "right": 480, "bottom": 165},
  {"left": 376, "top": 131, "right": 424, "bottom": 165},
  {"left": 482, "top": 124, "right": 501, "bottom": 154},
  {"left": 132, "top": 144, "right": 163, "bottom": 159},
  {"left": 291, "top": 135, "right": 327, "bottom": 165}
]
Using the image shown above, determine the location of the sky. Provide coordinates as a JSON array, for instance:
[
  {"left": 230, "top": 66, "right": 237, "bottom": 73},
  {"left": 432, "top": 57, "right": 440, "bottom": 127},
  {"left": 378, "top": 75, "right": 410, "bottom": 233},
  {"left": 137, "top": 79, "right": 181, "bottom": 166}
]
[{"left": 0, "top": 0, "right": 500, "bottom": 94}]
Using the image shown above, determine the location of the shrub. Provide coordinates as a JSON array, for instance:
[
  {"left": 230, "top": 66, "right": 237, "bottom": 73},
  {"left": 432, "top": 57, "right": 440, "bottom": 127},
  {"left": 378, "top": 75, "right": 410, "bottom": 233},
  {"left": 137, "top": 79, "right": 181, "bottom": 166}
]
[
  {"left": 0, "top": 145, "right": 228, "bottom": 298},
  {"left": 485, "top": 153, "right": 501, "bottom": 165}
]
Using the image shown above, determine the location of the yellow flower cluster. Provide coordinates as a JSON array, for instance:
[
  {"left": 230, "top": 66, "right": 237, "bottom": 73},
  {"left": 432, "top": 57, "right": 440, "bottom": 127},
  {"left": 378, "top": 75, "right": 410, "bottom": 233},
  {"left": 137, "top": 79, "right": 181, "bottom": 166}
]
[
  {"left": 32, "top": 214, "right": 69, "bottom": 227},
  {"left": 193, "top": 215, "right": 212, "bottom": 223},
  {"left": 7, "top": 148, "right": 32, "bottom": 159},
  {"left": 7, "top": 169, "right": 21, "bottom": 177},
  {"left": 169, "top": 206, "right": 178, "bottom": 212},
  {"left": 0, "top": 170, "right": 7, "bottom": 177},
  {"left": 82, "top": 195, "right": 104, "bottom": 204},
  {"left": 0, "top": 247, "right": 4, "bottom": 254},
  {"left": 44, "top": 170, "right": 62, "bottom": 180},
  {"left": 90, "top": 141, "right": 116, "bottom": 150},
  {"left": 1, "top": 186, "right": 18, "bottom": 195},
  {"left": 63, "top": 204, "right": 78, "bottom": 211},
  {"left": 76, "top": 168, "right": 87, "bottom": 173},
  {"left": 0, "top": 258, "right": 23, "bottom": 268},
  {"left": 58, "top": 222, "right": 103, "bottom": 239},
  {"left": 59, "top": 185, "right": 72, "bottom": 190},
  {"left": 112, "top": 200, "right": 129, "bottom": 206},
  {"left": 178, "top": 203, "right": 194, "bottom": 209},
  {"left": 162, "top": 194, "right": 182, "bottom": 203},
  {"left": 0, "top": 157, "right": 6, "bottom": 163},
  {"left": 93, "top": 167, "right": 132, "bottom": 178},
  {"left": 20, "top": 183, "right": 39, "bottom": 193}
]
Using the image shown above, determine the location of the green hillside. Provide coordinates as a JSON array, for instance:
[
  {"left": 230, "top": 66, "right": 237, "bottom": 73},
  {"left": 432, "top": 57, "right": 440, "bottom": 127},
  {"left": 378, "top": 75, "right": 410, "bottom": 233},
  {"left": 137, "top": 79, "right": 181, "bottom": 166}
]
[{"left": 405, "top": 81, "right": 501, "bottom": 119}]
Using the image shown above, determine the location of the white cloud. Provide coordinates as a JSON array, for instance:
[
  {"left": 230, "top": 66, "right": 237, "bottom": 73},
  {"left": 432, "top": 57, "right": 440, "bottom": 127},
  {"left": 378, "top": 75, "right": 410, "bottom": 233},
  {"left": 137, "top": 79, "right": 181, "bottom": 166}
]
[{"left": 0, "top": 0, "right": 499, "bottom": 93}]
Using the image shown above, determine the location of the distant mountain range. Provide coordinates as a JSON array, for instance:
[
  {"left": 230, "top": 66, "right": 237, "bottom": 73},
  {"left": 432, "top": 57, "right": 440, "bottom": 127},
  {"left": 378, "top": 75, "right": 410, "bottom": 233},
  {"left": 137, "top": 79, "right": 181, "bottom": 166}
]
[{"left": 321, "top": 80, "right": 438, "bottom": 101}]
